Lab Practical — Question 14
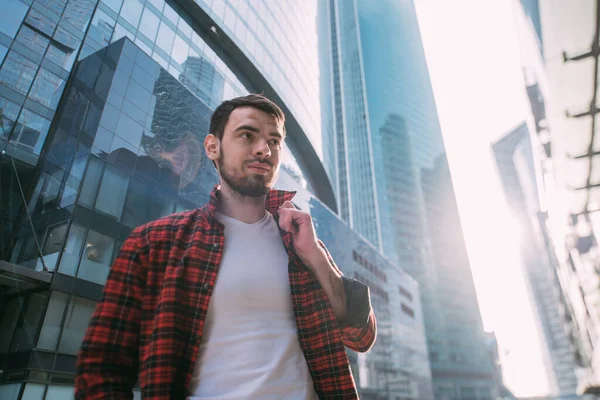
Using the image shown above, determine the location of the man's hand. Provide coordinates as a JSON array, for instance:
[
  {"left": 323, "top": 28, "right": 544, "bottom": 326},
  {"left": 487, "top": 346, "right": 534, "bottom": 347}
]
[
  {"left": 278, "top": 201, "right": 326, "bottom": 268},
  {"left": 278, "top": 201, "right": 348, "bottom": 321}
]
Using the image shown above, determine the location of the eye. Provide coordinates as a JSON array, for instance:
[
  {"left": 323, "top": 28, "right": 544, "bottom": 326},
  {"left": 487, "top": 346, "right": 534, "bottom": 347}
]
[
  {"left": 240, "top": 132, "right": 253, "bottom": 139},
  {"left": 269, "top": 138, "right": 281, "bottom": 147}
]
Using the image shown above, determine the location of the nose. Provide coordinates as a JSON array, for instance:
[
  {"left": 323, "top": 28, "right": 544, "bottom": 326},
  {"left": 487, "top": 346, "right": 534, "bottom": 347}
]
[{"left": 253, "top": 138, "right": 271, "bottom": 159}]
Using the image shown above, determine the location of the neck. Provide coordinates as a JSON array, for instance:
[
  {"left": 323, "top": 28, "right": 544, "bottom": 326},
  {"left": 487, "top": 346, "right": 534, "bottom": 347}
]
[{"left": 217, "top": 181, "right": 267, "bottom": 224}]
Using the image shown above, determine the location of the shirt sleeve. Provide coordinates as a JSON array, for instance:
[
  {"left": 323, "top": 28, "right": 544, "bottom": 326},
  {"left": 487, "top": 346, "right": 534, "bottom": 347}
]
[
  {"left": 75, "top": 226, "right": 147, "bottom": 399},
  {"left": 317, "top": 240, "right": 377, "bottom": 353}
]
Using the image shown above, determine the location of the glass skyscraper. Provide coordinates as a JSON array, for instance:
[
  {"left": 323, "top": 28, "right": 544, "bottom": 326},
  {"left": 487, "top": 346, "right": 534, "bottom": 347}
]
[
  {"left": 493, "top": 123, "right": 580, "bottom": 398},
  {"left": 0, "top": 0, "right": 432, "bottom": 398},
  {"left": 323, "top": 0, "right": 498, "bottom": 398}
]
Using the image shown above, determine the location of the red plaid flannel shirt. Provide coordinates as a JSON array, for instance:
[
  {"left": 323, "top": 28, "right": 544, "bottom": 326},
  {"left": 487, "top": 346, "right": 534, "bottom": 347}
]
[{"left": 76, "top": 186, "right": 376, "bottom": 399}]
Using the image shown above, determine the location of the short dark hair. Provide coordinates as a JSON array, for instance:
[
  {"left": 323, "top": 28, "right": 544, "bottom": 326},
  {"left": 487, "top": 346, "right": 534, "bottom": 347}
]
[{"left": 209, "top": 94, "right": 286, "bottom": 140}]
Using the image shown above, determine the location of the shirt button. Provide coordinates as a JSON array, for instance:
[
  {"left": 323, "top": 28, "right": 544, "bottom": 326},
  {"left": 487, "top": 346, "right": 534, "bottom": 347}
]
[
  {"left": 202, "top": 283, "right": 210, "bottom": 292},
  {"left": 213, "top": 243, "right": 219, "bottom": 249}
]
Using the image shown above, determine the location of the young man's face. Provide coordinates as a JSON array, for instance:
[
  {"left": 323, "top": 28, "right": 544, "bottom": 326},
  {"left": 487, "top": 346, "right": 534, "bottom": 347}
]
[{"left": 206, "top": 106, "right": 284, "bottom": 197}]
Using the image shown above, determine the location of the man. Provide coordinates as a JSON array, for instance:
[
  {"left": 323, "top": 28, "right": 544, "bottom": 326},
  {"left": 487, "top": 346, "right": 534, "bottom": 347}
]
[{"left": 75, "top": 94, "right": 376, "bottom": 399}]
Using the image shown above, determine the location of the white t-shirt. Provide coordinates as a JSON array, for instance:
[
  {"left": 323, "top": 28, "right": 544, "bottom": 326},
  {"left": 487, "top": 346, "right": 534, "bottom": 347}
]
[{"left": 187, "top": 211, "right": 318, "bottom": 400}]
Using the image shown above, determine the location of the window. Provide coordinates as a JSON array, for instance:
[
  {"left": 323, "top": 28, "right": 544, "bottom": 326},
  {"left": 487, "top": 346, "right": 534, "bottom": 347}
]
[
  {"left": 58, "top": 297, "right": 96, "bottom": 354},
  {"left": 11, "top": 108, "right": 52, "bottom": 154},
  {"left": 41, "top": 223, "right": 69, "bottom": 271},
  {"left": 26, "top": 8, "right": 58, "bottom": 37},
  {"left": 57, "top": 224, "right": 86, "bottom": 276},
  {"left": 87, "top": 9, "right": 116, "bottom": 48},
  {"left": 0, "top": 51, "right": 39, "bottom": 95},
  {"left": 15, "top": 26, "right": 50, "bottom": 57},
  {"left": 37, "top": 291, "right": 69, "bottom": 351},
  {"left": 0, "top": 97, "right": 21, "bottom": 139},
  {"left": 155, "top": 21, "right": 175, "bottom": 54},
  {"left": 45, "top": 43, "right": 77, "bottom": 71},
  {"left": 78, "top": 157, "right": 103, "bottom": 208},
  {"left": 11, "top": 293, "right": 46, "bottom": 352},
  {"left": 22, "top": 383, "right": 46, "bottom": 399},
  {"left": 401, "top": 303, "right": 414, "bottom": 318},
  {"left": 139, "top": 7, "right": 160, "bottom": 42},
  {"left": 46, "top": 385, "right": 75, "bottom": 399},
  {"left": 77, "top": 230, "right": 114, "bottom": 285},
  {"left": 63, "top": 0, "right": 95, "bottom": 34},
  {"left": 0, "top": 298, "right": 21, "bottom": 353},
  {"left": 399, "top": 285, "right": 413, "bottom": 301},
  {"left": 95, "top": 165, "right": 129, "bottom": 219},
  {"left": 0, "top": 0, "right": 28, "bottom": 38},
  {"left": 29, "top": 68, "right": 65, "bottom": 110},
  {"left": 120, "top": 0, "right": 143, "bottom": 29}
]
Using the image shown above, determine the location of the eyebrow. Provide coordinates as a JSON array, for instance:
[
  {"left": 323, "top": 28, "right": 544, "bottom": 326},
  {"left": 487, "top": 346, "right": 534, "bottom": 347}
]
[{"left": 235, "top": 125, "right": 284, "bottom": 139}]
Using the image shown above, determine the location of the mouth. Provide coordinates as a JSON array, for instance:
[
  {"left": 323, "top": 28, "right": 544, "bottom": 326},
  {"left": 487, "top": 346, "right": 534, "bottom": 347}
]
[{"left": 247, "top": 162, "right": 271, "bottom": 173}]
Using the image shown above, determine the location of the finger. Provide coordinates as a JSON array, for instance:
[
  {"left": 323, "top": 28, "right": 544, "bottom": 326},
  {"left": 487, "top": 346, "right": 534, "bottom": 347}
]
[
  {"left": 281, "top": 200, "right": 296, "bottom": 209},
  {"left": 278, "top": 208, "right": 297, "bottom": 233}
]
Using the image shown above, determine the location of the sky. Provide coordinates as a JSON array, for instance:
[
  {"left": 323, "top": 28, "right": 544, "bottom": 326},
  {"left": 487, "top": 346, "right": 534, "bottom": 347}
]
[{"left": 414, "top": 0, "right": 551, "bottom": 397}]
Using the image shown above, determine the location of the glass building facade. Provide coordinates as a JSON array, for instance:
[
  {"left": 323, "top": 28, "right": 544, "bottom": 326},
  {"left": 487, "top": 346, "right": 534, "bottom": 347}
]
[
  {"left": 493, "top": 123, "right": 581, "bottom": 398},
  {"left": 322, "top": 0, "right": 498, "bottom": 398},
  {"left": 0, "top": 0, "right": 431, "bottom": 398}
]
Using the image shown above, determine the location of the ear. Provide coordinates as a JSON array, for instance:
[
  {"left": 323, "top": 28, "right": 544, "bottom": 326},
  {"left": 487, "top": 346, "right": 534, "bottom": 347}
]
[{"left": 205, "top": 134, "right": 220, "bottom": 162}]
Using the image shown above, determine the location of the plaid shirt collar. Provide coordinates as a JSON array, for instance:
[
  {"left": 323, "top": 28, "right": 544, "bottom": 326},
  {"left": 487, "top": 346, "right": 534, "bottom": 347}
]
[{"left": 206, "top": 184, "right": 297, "bottom": 220}]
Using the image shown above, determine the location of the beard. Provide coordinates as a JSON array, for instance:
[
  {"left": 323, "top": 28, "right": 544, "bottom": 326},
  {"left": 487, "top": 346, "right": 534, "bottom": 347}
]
[{"left": 218, "top": 151, "right": 278, "bottom": 198}]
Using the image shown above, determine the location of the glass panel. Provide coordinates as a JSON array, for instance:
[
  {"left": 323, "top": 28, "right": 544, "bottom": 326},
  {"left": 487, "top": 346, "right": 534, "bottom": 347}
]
[
  {"left": 95, "top": 165, "right": 129, "bottom": 219},
  {"left": 26, "top": 8, "right": 57, "bottom": 37},
  {"left": 0, "top": 50, "right": 39, "bottom": 95},
  {"left": 155, "top": 21, "right": 175, "bottom": 54},
  {"left": 0, "top": 97, "right": 21, "bottom": 139},
  {"left": 78, "top": 157, "right": 104, "bottom": 208},
  {"left": 29, "top": 68, "right": 65, "bottom": 110},
  {"left": 0, "top": 0, "right": 29, "bottom": 39},
  {"left": 88, "top": 9, "right": 116, "bottom": 48},
  {"left": 37, "top": 291, "right": 68, "bottom": 351},
  {"left": 120, "top": 0, "right": 143, "bottom": 29},
  {"left": 16, "top": 25, "right": 50, "bottom": 57},
  {"left": 22, "top": 383, "right": 45, "bottom": 400},
  {"left": 11, "top": 293, "right": 46, "bottom": 352},
  {"left": 45, "top": 44, "right": 78, "bottom": 71},
  {"left": 41, "top": 223, "right": 69, "bottom": 272},
  {"left": 101, "top": 0, "right": 123, "bottom": 13},
  {"left": 57, "top": 297, "right": 96, "bottom": 354},
  {"left": 78, "top": 230, "right": 114, "bottom": 285},
  {"left": 111, "top": 22, "right": 135, "bottom": 44},
  {"left": 139, "top": 7, "right": 160, "bottom": 42},
  {"left": 0, "top": 43, "right": 7, "bottom": 65},
  {"left": 63, "top": 0, "right": 95, "bottom": 34},
  {"left": 171, "top": 34, "right": 188, "bottom": 66},
  {"left": 0, "top": 384, "right": 22, "bottom": 400},
  {"left": 46, "top": 386, "right": 75, "bottom": 400},
  {"left": 11, "top": 108, "right": 52, "bottom": 154},
  {"left": 0, "top": 298, "right": 21, "bottom": 353},
  {"left": 57, "top": 224, "right": 86, "bottom": 276}
]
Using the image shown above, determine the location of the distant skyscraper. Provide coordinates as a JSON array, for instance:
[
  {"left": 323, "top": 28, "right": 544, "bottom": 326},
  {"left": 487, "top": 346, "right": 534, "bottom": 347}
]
[
  {"left": 322, "top": 0, "right": 497, "bottom": 397},
  {"left": 493, "top": 123, "right": 580, "bottom": 398}
]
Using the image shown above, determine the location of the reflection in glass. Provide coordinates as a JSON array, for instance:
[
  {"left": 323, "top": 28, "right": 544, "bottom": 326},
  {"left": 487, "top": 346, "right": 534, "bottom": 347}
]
[
  {"left": 62, "top": 0, "right": 95, "bottom": 34},
  {"left": 0, "top": 51, "right": 38, "bottom": 95},
  {"left": 29, "top": 68, "right": 65, "bottom": 110},
  {"left": 58, "top": 296, "right": 96, "bottom": 354},
  {"left": 21, "top": 383, "right": 46, "bottom": 399},
  {"left": 0, "top": 0, "right": 28, "bottom": 39},
  {"left": 78, "top": 230, "right": 114, "bottom": 285},
  {"left": 45, "top": 43, "right": 78, "bottom": 71},
  {"left": 0, "top": 298, "right": 20, "bottom": 353},
  {"left": 15, "top": 26, "right": 50, "bottom": 57},
  {"left": 95, "top": 165, "right": 129, "bottom": 219},
  {"left": 0, "top": 97, "right": 21, "bottom": 139},
  {"left": 88, "top": 9, "right": 116, "bottom": 48},
  {"left": 120, "top": 0, "right": 144, "bottom": 29},
  {"left": 156, "top": 22, "right": 175, "bottom": 54},
  {"left": 37, "top": 291, "right": 69, "bottom": 350},
  {"left": 78, "top": 157, "right": 103, "bottom": 208},
  {"left": 139, "top": 7, "right": 160, "bottom": 42},
  {"left": 11, "top": 109, "right": 52, "bottom": 154},
  {"left": 10, "top": 294, "right": 46, "bottom": 352},
  {"left": 57, "top": 224, "right": 86, "bottom": 276}
]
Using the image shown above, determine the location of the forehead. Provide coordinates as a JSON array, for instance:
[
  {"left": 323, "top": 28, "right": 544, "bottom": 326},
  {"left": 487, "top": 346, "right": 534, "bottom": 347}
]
[{"left": 226, "top": 106, "right": 284, "bottom": 132}]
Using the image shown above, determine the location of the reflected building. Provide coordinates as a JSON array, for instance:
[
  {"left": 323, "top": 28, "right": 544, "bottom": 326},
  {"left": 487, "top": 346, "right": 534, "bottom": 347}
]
[
  {"left": 514, "top": 0, "right": 600, "bottom": 396},
  {"left": 0, "top": 0, "right": 430, "bottom": 398},
  {"left": 493, "top": 123, "right": 580, "bottom": 398},
  {"left": 322, "top": 0, "right": 497, "bottom": 398}
]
